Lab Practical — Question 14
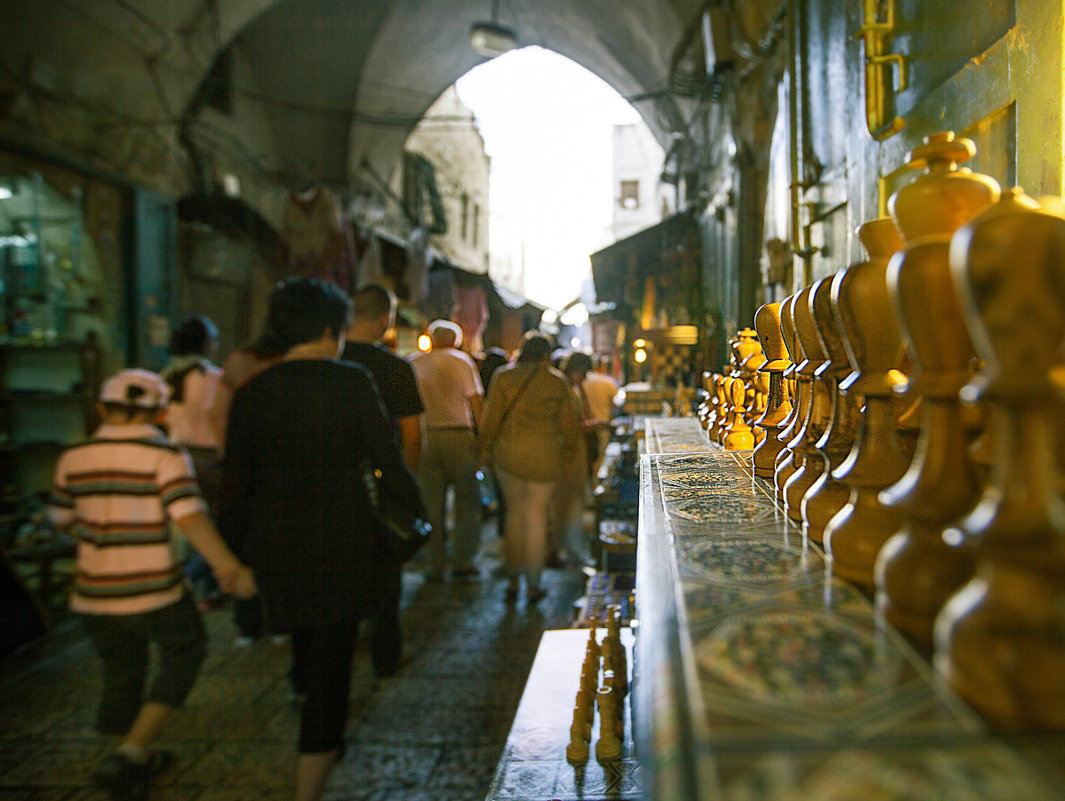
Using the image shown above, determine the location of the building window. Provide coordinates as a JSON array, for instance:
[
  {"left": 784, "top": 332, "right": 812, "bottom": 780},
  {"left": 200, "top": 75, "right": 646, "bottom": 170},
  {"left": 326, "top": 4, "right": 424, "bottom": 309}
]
[
  {"left": 461, "top": 193, "right": 470, "bottom": 241},
  {"left": 619, "top": 180, "right": 639, "bottom": 209},
  {"left": 472, "top": 203, "right": 480, "bottom": 247}
]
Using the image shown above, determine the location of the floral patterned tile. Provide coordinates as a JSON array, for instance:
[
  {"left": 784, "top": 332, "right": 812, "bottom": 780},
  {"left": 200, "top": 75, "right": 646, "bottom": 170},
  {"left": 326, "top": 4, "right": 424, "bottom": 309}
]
[
  {"left": 664, "top": 492, "right": 782, "bottom": 526},
  {"left": 675, "top": 536, "right": 824, "bottom": 587},
  {"left": 694, "top": 609, "right": 905, "bottom": 709}
]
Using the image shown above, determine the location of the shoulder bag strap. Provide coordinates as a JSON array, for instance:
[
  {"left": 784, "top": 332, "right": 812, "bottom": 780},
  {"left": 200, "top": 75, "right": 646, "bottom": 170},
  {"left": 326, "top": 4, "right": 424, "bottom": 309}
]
[{"left": 494, "top": 363, "right": 541, "bottom": 431}]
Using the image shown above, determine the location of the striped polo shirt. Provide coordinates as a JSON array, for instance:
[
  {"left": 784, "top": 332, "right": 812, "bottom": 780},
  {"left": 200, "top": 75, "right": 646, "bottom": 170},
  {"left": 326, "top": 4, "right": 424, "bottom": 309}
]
[{"left": 49, "top": 422, "right": 206, "bottom": 615}]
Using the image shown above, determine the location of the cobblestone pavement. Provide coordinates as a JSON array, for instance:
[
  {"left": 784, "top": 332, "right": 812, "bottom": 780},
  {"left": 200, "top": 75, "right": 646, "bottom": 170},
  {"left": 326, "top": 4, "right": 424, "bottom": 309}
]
[{"left": 0, "top": 533, "right": 588, "bottom": 800}]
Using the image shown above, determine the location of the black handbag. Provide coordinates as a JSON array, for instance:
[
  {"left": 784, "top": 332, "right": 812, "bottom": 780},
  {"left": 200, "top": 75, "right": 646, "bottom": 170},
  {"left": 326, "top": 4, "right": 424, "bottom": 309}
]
[{"left": 361, "top": 462, "right": 432, "bottom": 561}]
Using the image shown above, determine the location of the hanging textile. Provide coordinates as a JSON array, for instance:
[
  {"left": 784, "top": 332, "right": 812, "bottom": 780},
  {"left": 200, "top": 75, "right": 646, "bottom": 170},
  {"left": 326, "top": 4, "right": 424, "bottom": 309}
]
[{"left": 282, "top": 187, "right": 356, "bottom": 292}]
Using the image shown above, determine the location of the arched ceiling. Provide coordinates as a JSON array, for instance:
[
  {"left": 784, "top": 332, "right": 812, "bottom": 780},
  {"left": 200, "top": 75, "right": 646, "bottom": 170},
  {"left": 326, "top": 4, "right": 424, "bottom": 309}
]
[
  {"left": 232, "top": 0, "right": 705, "bottom": 185},
  {"left": 5, "top": 0, "right": 754, "bottom": 190}
]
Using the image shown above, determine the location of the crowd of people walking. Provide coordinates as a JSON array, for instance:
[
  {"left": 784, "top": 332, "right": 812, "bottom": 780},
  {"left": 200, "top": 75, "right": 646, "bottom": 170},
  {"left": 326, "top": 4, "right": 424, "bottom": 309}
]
[{"left": 44, "top": 276, "right": 618, "bottom": 801}]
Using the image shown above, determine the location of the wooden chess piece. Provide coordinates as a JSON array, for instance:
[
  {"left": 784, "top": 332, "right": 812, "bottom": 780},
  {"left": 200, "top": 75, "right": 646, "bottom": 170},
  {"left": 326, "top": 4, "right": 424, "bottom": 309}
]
[
  {"left": 723, "top": 373, "right": 755, "bottom": 450},
  {"left": 775, "top": 289, "right": 811, "bottom": 501},
  {"left": 735, "top": 327, "right": 766, "bottom": 423},
  {"left": 783, "top": 279, "right": 833, "bottom": 523},
  {"left": 567, "top": 693, "right": 591, "bottom": 762},
  {"left": 824, "top": 218, "right": 909, "bottom": 590},
  {"left": 753, "top": 302, "right": 793, "bottom": 478},
  {"left": 875, "top": 131, "right": 999, "bottom": 652},
  {"left": 574, "top": 688, "right": 592, "bottom": 739},
  {"left": 801, "top": 273, "right": 862, "bottom": 544},
  {"left": 697, "top": 371, "right": 714, "bottom": 430},
  {"left": 745, "top": 353, "right": 770, "bottom": 446},
  {"left": 594, "top": 686, "right": 622, "bottom": 761},
  {"left": 709, "top": 374, "right": 728, "bottom": 444},
  {"left": 586, "top": 626, "right": 600, "bottom": 662},
  {"left": 934, "top": 189, "right": 1065, "bottom": 729},
  {"left": 606, "top": 604, "right": 628, "bottom": 697}
]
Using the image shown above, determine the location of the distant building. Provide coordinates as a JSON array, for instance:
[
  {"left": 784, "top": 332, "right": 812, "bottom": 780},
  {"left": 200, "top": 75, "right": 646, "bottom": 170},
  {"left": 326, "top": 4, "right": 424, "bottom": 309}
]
[
  {"left": 611, "top": 123, "right": 673, "bottom": 242},
  {"left": 403, "top": 86, "right": 491, "bottom": 274}
]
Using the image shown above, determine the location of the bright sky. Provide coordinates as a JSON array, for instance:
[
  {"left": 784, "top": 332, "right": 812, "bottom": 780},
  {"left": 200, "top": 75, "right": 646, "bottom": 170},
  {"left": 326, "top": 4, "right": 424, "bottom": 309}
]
[{"left": 456, "top": 47, "right": 641, "bottom": 311}]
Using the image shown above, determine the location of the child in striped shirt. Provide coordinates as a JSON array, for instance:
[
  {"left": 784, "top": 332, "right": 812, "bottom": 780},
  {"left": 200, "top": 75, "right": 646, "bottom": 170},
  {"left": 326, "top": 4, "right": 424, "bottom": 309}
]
[{"left": 50, "top": 368, "right": 255, "bottom": 801}]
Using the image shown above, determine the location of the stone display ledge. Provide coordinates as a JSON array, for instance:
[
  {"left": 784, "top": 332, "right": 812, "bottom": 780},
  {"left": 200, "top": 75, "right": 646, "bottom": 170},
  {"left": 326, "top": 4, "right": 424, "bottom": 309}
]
[{"left": 634, "top": 417, "right": 1064, "bottom": 801}]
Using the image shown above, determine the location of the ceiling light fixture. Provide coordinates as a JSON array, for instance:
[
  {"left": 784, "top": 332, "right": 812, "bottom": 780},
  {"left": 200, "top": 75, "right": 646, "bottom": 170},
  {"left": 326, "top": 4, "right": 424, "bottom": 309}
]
[{"left": 470, "top": 0, "right": 517, "bottom": 58}]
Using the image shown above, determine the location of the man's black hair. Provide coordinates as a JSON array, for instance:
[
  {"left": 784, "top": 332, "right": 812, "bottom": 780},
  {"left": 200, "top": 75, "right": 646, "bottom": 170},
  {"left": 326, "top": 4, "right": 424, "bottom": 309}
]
[{"left": 265, "top": 277, "right": 353, "bottom": 351}]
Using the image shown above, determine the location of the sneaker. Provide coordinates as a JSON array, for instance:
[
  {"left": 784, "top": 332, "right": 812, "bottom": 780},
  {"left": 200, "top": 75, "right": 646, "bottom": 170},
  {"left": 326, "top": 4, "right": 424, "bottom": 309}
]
[{"left": 92, "top": 750, "right": 173, "bottom": 801}]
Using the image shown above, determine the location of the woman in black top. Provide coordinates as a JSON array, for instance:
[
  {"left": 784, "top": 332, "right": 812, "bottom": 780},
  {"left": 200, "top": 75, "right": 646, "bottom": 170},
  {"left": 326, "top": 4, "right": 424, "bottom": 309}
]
[{"left": 221, "top": 277, "right": 424, "bottom": 801}]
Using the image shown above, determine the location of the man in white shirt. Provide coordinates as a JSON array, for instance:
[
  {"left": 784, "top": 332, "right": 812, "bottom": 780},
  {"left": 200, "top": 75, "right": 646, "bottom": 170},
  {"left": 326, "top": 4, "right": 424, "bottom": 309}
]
[{"left": 409, "top": 320, "right": 484, "bottom": 580}]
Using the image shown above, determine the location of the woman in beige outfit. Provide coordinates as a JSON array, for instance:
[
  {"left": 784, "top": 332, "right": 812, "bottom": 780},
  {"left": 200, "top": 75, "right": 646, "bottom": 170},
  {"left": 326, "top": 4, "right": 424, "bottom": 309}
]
[{"left": 478, "top": 333, "right": 581, "bottom": 602}]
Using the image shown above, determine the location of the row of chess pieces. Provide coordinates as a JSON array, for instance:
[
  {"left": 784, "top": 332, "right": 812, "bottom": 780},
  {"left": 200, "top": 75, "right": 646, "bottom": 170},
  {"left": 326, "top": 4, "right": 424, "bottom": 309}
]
[
  {"left": 566, "top": 605, "right": 629, "bottom": 763},
  {"left": 702, "top": 131, "right": 1065, "bottom": 731}
]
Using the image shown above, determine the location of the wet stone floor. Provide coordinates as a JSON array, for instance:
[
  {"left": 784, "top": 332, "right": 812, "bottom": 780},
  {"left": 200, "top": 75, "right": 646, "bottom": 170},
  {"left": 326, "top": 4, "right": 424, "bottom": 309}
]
[{"left": 0, "top": 533, "right": 587, "bottom": 801}]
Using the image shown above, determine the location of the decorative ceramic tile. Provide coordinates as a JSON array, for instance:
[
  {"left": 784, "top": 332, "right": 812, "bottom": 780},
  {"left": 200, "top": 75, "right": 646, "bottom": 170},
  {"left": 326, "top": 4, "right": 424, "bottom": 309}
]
[
  {"left": 717, "top": 744, "right": 1062, "bottom": 801},
  {"left": 694, "top": 609, "right": 904, "bottom": 708},
  {"left": 665, "top": 492, "right": 781, "bottom": 525},
  {"left": 659, "top": 470, "right": 753, "bottom": 492},
  {"left": 676, "top": 536, "right": 823, "bottom": 586},
  {"left": 489, "top": 760, "right": 559, "bottom": 801}
]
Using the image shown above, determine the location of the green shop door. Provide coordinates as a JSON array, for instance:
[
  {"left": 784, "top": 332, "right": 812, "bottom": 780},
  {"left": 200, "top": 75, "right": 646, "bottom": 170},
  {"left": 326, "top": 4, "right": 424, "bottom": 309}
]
[{"left": 128, "top": 190, "right": 177, "bottom": 371}]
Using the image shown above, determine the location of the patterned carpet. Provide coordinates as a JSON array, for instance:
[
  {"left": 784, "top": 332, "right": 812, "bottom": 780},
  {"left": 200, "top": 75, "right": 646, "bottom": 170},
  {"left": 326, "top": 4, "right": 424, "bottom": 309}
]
[{"left": 0, "top": 532, "right": 588, "bottom": 800}]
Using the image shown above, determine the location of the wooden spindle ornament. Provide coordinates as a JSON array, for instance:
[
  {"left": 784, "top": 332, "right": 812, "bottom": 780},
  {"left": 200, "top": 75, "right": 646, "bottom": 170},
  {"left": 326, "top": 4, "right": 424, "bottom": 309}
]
[
  {"left": 753, "top": 302, "right": 793, "bottom": 478},
  {"left": 783, "top": 279, "right": 833, "bottom": 523},
  {"left": 775, "top": 289, "right": 812, "bottom": 501},
  {"left": 801, "top": 273, "right": 861, "bottom": 544},
  {"left": 934, "top": 189, "right": 1065, "bottom": 729},
  {"left": 824, "top": 218, "right": 909, "bottom": 590},
  {"left": 875, "top": 131, "right": 1000, "bottom": 652}
]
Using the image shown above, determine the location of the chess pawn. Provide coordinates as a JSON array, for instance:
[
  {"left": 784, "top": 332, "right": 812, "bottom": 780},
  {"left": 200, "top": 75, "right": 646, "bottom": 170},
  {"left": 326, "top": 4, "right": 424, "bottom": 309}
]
[
  {"left": 875, "top": 131, "right": 999, "bottom": 652},
  {"left": 753, "top": 302, "right": 794, "bottom": 478},
  {"left": 934, "top": 189, "right": 1065, "bottom": 729},
  {"left": 748, "top": 374, "right": 769, "bottom": 446},
  {"left": 743, "top": 348, "right": 769, "bottom": 445},
  {"left": 566, "top": 696, "right": 590, "bottom": 762},
  {"left": 775, "top": 292, "right": 808, "bottom": 499},
  {"left": 723, "top": 374, "right": 755, "bottom": 450},
  {"left": 595, "top": 686, "right": 623, "bottom": 761},
  {"left": 801, "top": 274, "right": 862, "bottom": 544},
  {"left": 783, "top": 279, "right": 833, "bottom": 522},
  {"left": 824, "top": 218, "right": 910, "bottom": 590},
  {"left": 586, "top": 626, "right": 600, "bottom": 663}
]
